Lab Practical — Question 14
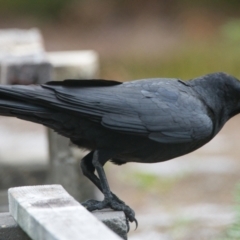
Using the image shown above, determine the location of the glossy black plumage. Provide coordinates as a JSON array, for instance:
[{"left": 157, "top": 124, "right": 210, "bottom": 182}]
[{"left": 0, "top": 72, "right": 239, "bottom": 225}]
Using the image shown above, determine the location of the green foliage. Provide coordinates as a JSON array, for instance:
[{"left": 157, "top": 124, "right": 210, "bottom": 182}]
[
  {"left": 0, "top": 1, "right": 240, "bottom": 21},
  {"left": 170, "top": 217, "right": 194, "bottom": 239},
  {"left": 221, "top": 184, "right": 240, "bottom": 240},
  {"left": 102, "top": 41, "right": 240, "bottom": 81},
  {"left": 0, "top": 0, "right": 74, "bottom": 19},
  {"left": 124, "top": 171, "right": 180, "bottom": 194},
  {"left": 221, "top": 19, "right": 240, "bottom": 42},
  {"left": 181, "top": 0, "right": 240, "bottom": 8}
]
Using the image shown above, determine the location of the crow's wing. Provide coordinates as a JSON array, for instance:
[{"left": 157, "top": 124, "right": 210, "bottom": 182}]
[
  {"left": 43, "top": 78, "right": 213, "bottom": 144},
  {"left": 0, "top": 78, "right": 213, "bottom": 143}
]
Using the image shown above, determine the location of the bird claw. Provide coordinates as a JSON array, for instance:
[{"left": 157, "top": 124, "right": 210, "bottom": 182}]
[
  {"left": 133, "top": 218, "right": 138, "bottom": 230},
  {"left": 81, "top": 197, "right": 138, "bottom": 231},
  {"left": 82, "top": 199, "right": 101, "bottom": 207}
]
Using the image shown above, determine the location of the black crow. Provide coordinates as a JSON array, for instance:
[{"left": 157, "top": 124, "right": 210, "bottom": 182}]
[{"left": 0, "top": 72, "right": 239, "bottom": 226}]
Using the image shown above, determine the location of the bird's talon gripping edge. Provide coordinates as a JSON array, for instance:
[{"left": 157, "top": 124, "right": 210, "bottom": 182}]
[
  {"left": 81, "top": 198, "right": 138, "bottom": 231},
  {"left": 133, "top": 218, "right": 138, "bottom": 230}
]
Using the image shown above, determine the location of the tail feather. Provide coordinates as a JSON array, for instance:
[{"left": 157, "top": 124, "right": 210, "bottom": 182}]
[
  {"left": 0, "top": 84, "right": 79, "bottom": 139},
  {"left": 0, "top": 85, "right": 56, "bottom": 107},
  {"left": 0, "top": 98, "right": 48, "bottom": 115},
  {"left": 0, "top": 85, "right": 58, "bottom": 125}
]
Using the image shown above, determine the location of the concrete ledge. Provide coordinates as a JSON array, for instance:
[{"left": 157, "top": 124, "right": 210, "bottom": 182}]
[
  {"left": 0, "top": 212, "right": 31, "bottom": 240},
  {"left": 94, "top": 210, "right": 128, "bottom": 240},
  {"left": 0, "top": 210, "right": 128, "bottom": 240},
  {"left": 8, "top": 185, "right": 126, "bottom": 240}
]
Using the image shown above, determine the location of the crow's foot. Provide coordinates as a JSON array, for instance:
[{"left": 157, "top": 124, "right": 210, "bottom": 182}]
[{"left": 82, "top": 197, "right": 138, "bottom": 230}]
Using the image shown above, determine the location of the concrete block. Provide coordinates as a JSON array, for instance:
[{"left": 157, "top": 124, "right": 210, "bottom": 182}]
[
  {"left": 4, "top": 62, "right": 52, "bottom": 85},
  {"left": 94, "top": 210, "right": 128, "bottom": 240},
  {"left": 0, "top": 210, "right": 128, "bottom": 240},
  {"left": 46, "top": 50, "right": 99, "bottom": 80},
  {"left": 0, "top": 212, "right": 31, "bottom": 240},
  {"left": 0, "top": 28, "right": 44, "bottom": 60},
  {"left": 0, "top": 28, "right": 97, "bottom": 206},
  {"left": 8, "top": 185, "right": 124, "bottom": 240},
  {"left": 0, "top": 28, "right": 49, "bottom": 84}
]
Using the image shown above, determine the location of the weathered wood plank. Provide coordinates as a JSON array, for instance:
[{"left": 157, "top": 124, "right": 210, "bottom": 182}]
[{"left": 8, "top": 185, "right": 123, "bottom": 240}]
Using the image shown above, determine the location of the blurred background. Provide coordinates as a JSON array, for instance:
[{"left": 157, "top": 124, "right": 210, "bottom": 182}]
[{"left": 0, "top": 1, "right": 240, "bottom": 239}]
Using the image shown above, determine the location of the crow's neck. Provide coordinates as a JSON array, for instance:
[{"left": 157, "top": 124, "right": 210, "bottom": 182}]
[{"left": 189, "top": 75, "right": 240, "bottom": 134}]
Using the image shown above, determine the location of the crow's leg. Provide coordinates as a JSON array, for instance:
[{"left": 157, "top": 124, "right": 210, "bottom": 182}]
[
  {"left": 80, "top": 151, "right": 125, "bottom": 204},
  {"left": 81, "top": 150, "right": 137, "bottom": 226},
  {"left": 80, "top": 151, "right": 100, "bottom": 191}
]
